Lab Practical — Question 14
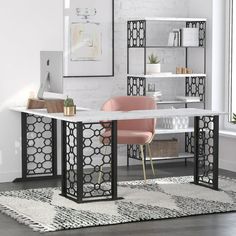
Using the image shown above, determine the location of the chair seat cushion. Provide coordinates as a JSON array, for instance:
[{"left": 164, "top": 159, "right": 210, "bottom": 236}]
[{"left": 102, "top": 130, "right": 153, "bottom": 145}]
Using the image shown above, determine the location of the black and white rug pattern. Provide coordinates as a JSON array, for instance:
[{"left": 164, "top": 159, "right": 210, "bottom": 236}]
[{"left": 0, "top": 176, "right": 236, "bottom": 233}]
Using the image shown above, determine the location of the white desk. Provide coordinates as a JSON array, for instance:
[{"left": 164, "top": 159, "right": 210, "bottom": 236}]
[
  {"left": 11, "top": 107, "right": 222, "bottom": 203},
  {"left": 12, "top": 107, "right": 223, "bottom": 122}
]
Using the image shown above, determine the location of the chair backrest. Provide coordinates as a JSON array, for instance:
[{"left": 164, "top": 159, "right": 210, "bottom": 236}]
[{"left": 101, "top": 96, "right": 156, "bottom": 134}]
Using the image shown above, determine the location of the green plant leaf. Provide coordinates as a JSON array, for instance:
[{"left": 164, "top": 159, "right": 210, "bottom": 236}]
[
  {"left": 148, "top": 53, "right": 160, "bottom": 64},
  {"left": 64, "top": 96, "right": 74, "bottom": 107}
]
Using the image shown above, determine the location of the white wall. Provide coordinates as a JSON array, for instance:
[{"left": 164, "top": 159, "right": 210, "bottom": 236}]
[
  {"left": 220, "top": 136, "right": 236, "bottom": 171},
  {"left": 187, "top": 0, "right": 213, "bottom": 109},
  {"left": 0, "top": 0, "right": 63, "bottom": 182}
]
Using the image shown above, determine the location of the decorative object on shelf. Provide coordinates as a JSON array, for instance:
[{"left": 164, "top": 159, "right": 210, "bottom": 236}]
[
  {"left": 146, "top": 90, "right": 162, "bottom": 101},
  {"left": 176, "top": 96, "right": 201, "bottom": 102},
  {"left": 63, "top": 0, "right": 114, "bottom": 77},
  {"left": 64, "top": 96, "right": 76, "bottom": 116},
  {"left": 147, "top": 83, "right": 162, "bottom": 101},
  {"left": 150, "top": 138, "right": 178, "bottom": 157},
  {"left": 147, "top": 53, "right": 161, "bottom": 74},
  {"left": 176, "top": 67, "right": 182, "bottom": 74},
  {"left": 182, "top": 67, "right": 188, "bottom": 74},
  {"left": 186, "top": 68, "right": 193, "bottom": 74},
  {"left": 148, "top": 83, "right": 156, "bottom": 92},
  {"left": 181, "top": 27, "right": 199, "bottom": 47},
  {"left": 176, "top": 67, "right": 193, "bottom": 74}
]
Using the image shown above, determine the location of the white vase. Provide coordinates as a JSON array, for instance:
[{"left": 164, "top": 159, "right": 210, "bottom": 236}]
[{"left": 146, "top": 64, "right": 161, "bottom": 75}]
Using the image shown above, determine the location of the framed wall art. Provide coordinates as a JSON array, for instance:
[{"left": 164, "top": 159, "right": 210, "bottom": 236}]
[{"left": 63, "top": 0, "right": 114, "bottom": 77}]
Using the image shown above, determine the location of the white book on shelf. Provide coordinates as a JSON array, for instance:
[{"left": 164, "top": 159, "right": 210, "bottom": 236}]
[
  {"left": 173, "top": 28, "right": 181, "bottom": 46},
  {"left": 168, "top": 32, "right": 175, "bottom": 46}
]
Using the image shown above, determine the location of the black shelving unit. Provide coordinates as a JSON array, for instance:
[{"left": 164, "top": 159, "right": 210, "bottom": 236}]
[{"left": 126, "top": 17, "right": 207, "bottom": 167}]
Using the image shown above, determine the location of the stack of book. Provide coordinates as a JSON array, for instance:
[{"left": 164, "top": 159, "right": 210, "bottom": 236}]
[
  {"left": 168, "top": 28, "right": 199, "bottom": 47},
  {"left": 168, "top": 29, "right": 181, "bottom": 47}
]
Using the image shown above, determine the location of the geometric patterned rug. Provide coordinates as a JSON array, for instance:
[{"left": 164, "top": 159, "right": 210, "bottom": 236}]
[{"left": 0, "top": 176, "right": 236, "bottom": 233}]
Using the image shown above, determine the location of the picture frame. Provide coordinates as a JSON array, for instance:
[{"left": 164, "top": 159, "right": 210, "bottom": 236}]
[{"left": 63, "top": 0, "right": 114, "bottom": 77}]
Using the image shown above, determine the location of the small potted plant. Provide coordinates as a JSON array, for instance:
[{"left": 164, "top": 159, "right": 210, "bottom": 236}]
[
  {"left": 64, "top": 96, "right": 76, "bottom": 116},
  {"left": 147, "top": 53, "right": 161, "bottom": 74}
]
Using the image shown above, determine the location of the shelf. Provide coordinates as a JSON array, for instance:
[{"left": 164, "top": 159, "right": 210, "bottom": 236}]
[
  {"left": 128, "top": 73, "right": 206, "bottom": 78},
  {"left": 155, "top": 128, "right": 194, "bottom": 134},
  {"left": 157, "top": 100, "right": 203, "bottom": 105},
  {"left": 127, "top": 17, "right": 206, "bottom": 165},
  {"left": 144, "top": 17, "right": 207, "bottom": 22},
  {"left": 146, "top": 46, "right": 204, "bottom": 49},
  {"left": 146, "top": 152, "right": 194, "bottom": 161},
  {"left": 129, "top": 46, "right": 205, "bottom": 49}
]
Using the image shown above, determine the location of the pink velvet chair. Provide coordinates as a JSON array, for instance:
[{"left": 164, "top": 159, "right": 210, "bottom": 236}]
[{"left": 100, "top": 96, "right": 156, "bottom": 180}]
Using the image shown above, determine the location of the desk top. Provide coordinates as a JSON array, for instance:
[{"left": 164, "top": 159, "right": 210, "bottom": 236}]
[{"left": 11, "top": 107, "right": 226, "bottom": 123}]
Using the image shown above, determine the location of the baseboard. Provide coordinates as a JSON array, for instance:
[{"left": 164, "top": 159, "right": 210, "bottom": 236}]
[
  {"left": 220, "top": 159, "right": 236, "bottom": 172},
  {"left": 0, "top": 171, "right": 21, "bottom": 183}
]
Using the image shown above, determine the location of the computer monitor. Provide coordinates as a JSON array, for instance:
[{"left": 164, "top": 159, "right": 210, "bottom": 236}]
[{"left": 37, "top": 51, "right": 63, "bottom": 99}]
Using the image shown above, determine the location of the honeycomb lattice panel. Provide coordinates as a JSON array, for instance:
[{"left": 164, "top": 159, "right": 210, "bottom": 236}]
[{"left": 26, "top": 114, "right": 54, "bottom": 177}]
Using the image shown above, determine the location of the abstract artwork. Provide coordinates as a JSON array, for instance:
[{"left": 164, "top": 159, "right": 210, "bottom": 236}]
[
  {"left": 70, "top": 21, "right": 102, "bottom": 61},
  {"left": 64, "top": 0, "right": 114, "bottom": 77}
]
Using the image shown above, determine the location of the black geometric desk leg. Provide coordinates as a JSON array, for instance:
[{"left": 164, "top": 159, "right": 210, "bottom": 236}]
[
  {"left": 61, "top": 121, "right": 118, "bottom": 203},
  {"left": 194, "top": 115, "right": 219, "bottom": 190},
  {"left": 111, "top": 120, "right": 118, "bottom": 200},
  {"left": 14, "top": 113, "right": 58, "bottom": 182},
  {"left": 61, "top": 121, "right": 67, "bottom": 196},
  {"left": 77, "top": 122, "right": 84, "bottom": 203},
  {"left": 61, "top": 121, "right": 83, "bottom": 202},
  {"left": 52, "top": 118, "right": 58, "bottom": 177},
  {"left": 213, "top": 116, "right": 219, "bottom": 190},
  {"left": 21, "top": 113, "right": 28, "bottom": 180}
]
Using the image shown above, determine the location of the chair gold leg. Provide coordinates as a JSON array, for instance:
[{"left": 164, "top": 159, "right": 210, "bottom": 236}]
[
  {"left": 98, "top": 146, "right": 107, "bottom": 184},
  {"left": 147, "top": 143, "right": 156, "bottom": 176},
  {"left": 98, "top": 166, "right": 103, "bottom": 184},
  {"left": 139, "top": 145, "right": 147, "bottom": 181}
]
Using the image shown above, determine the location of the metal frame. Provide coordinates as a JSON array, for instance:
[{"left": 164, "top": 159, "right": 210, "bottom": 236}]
[
  {"left": 63, "top": 0, "right": 115, "bottom": 78},
  {"left": 127, "top": 145, "right": 147, "bottom": 167},
  {"left": 61, "top": 120, "right": 118, "bottom": 203},
  {"left": 127, "top": 76, "right": 146, "bottom": 96},
  {"left": 14, "top": 113, "right": 58, "bottom": 182},
  {"left": 194, "top": 116, "right": 219, "bottom": 190},
  {"left": 127, "top": 19, "right": 207, "bottom": 165}
]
